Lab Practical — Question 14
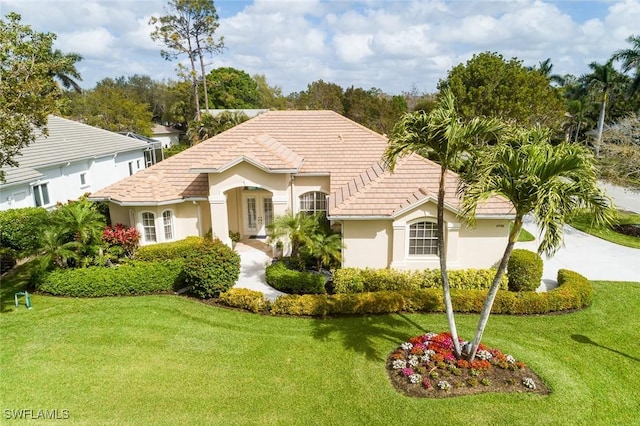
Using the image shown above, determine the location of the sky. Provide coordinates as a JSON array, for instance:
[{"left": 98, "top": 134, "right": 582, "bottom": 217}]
[{"left": 1, "top": 0, "right": 639, "bottom": 95}]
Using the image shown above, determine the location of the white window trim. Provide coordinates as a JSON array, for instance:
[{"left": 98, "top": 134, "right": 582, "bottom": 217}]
[
  {"left": 140, "top": 211, "right": 157, "bottom": 244},
  {"left": 299, "top": 191, "right": 328, "bottom": 215},
  {"left": 161, "top": 209, "right": 175, "bottom": 242},
  {"left": 406, "top": 219, "right": 440, "bottom": 257},
  {"left": 32, "top": 181, "right": 52, "bottom": 208},
  {"left": 80, "top": 172, "right": 90, "bottom": 189}
]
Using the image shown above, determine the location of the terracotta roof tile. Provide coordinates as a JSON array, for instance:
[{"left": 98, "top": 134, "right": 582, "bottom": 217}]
[{"left": 92, "top": 110, "right": 514, "bottom": 217}]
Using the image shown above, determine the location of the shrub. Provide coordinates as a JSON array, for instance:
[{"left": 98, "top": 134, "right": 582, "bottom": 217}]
[
  {"left": 182, "top": 239, "right": 240, "bottom": 298},
  {"left": 265, "top": 269, "right": 591, "bottom": 316},
  {"left": 102, "top": 224, "right": 140, "bottom": 258},
  {"left": 135, "top": 236, "right": 206, "bottom": 261},
  {"left": 36, "top": 260, "right": 183, "bottom": 297},
  {"left": 0, "top": 247, "right": 17, "bottom": 274},
  {"left": 0, "top": 207, "right": 49, "bottom": 255},
  {"left": 265, "top": 261, "right": 326, "bottom": 295},
  {"left": 507, "top": 249, "right": 543, "bottom": 291},
  {"left": 219, "top": 288, "right": 270, "bottom": 313},
  {"left": 333, "top": 267, "right": 507, "bottom": 294}
]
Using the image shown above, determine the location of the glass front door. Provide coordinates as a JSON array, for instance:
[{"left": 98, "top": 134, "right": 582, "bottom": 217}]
[{"left": 243, "top": 192, "right": 273, "bottom": 237}]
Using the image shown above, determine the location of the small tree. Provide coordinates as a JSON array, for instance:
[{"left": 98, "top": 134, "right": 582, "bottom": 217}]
[{"left": 460, "top": 125, "right": 612, "bottom": 360}]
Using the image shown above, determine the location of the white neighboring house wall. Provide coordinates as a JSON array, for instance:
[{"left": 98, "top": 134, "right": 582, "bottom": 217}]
[
  {"left": 151, "top": 125, "right": 182, "bottom": 148},
  {"left": 0, "top": 116, "right": 151, "bottom": 211}
]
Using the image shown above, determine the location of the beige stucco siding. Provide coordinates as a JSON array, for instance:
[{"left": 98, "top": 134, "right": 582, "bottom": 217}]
[
  {"left": 457, "top": 219, "right": 510, "bottom": 268},
  {"left": 342, "top": 220, "right": 392, "bottom": 268}
]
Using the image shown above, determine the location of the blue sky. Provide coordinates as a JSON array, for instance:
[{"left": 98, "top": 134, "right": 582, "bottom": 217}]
[{"left": 1, "top": 0, "right": 638, "bottom": 95}]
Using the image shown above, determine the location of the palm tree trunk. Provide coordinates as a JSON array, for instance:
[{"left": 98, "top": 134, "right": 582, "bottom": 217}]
[
  {"left": 438, "top": 166, "right": 462, "bottom": 358},
  {"left": 574, "top": 121, "right": 581, "bottom": 144},
  {"left": 467, "top": 215, "right": 523, "bottom": 361},
  {"left": 595, "top": 92, "right": 607, "bottom": 157}
]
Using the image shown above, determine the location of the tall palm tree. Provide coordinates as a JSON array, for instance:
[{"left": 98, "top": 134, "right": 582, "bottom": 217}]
[
  {"left": 49, "top": 49, "right": 83, "bottom": 93},
  {"left": 581, "top": 60, "right": 619, "bottom": 157},
  {"left": 531, "top": 58, "right": 565, "bottom": 86},
  {"left": 612, "top": 34, "right": 640, "bottom": 96},
  {"left": 460, "top": 126, "right": 612, "bottom": 360},
  {"left": 384, "top": 89, "right": 504, "bottom": 358}
]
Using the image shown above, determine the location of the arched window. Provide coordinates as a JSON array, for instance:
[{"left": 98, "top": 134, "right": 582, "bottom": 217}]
[
  {"left": 162, "top": 210, "right": 174, "bottom": 241},
  {"left": 299, "top": 191, "right": 327, "bottom": 215},
  {"left": 141, "top": 212, "right": 157, "bottom": 243},
  {"left": 409, "top": 221, "right": 438, "bottom": 255}
]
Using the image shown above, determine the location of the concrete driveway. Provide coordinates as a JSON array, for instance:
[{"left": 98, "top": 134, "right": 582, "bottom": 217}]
[{"left": 516, "top": 216, "right": 640, "bottom": 290}]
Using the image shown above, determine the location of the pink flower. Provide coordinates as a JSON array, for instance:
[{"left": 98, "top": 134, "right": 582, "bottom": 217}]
[{"left": 401, "top": 368, "right": 414, "bottom": 377}]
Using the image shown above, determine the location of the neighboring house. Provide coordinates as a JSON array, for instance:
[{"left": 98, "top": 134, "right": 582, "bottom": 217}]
[
  {"left": 0, "top": 116, "right": 154, "bottom": 211},
  {"left": 119, "top": 132, "right": 164, "bottom": 166},
  {"left": 90, "top": 111, "right": 514, "bottom": 270},
  {"left": 151, "top": 124, "right": 182, "bottom": 148}
]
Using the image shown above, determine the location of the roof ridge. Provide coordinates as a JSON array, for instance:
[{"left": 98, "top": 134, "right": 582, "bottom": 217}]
[{"left": 253, "top": 134, "right": 304, "bottom": 169}]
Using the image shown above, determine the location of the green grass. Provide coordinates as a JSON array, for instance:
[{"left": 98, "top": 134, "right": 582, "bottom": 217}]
[
  {"left": 1, "top": 266, "right": 639, "bottom": 424},
  {"left": 568, "top": 209, "right": 640, "bottom": 249},
  {"left": 513, "top": 223, "right": 535, "bottom": 242}
]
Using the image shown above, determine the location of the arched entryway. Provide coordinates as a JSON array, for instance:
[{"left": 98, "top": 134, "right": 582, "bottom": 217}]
[{"left": 225, "top": 186, "right": 274, "bottom": 239}]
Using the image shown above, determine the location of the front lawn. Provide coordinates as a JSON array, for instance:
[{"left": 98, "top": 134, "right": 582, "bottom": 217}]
[
  {"left": 1, "top": 278, "right": 639, "bottom": 424},
  {"left": 568, "top": 209, "right": 640, "bottom": 249}
]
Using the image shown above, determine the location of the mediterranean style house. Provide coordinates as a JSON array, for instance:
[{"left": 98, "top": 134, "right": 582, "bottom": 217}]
[
  {"left": 90, "top": 110, "right": 514, "bottom": 270},
  {"left": 0, "top": 116, "right": 159, "bottom": 212}
]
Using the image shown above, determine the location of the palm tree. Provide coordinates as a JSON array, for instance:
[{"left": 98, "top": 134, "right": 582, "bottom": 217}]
[
  {"left": 531, "top": 58, "right": 565, "bottom": 86},
  {"left": 460, "top": 126, "right": 612, "bottom": 360},
  {"left": 267, "top": 211, "right": 320, "bottom": 260},
  {"left": 612, "top": 34, "right": 640, "bottom": 96},
  {"left": 581, "top": 60, "right": 620, "bottom": 157},
  {"left": 50, "top": 199, "right": 106, "bottom": 266},
  {"left": 305, "top": 232, "right": 342, "bottom": 271},
  {"left": 36, "top": 228, "right": 80, "bottom": 270},
  {"left": 384, "top": 89, "right": 505, "bottom": 358},
  {"left": 49, "top": 49, "right": 83, "bottom": 93}
]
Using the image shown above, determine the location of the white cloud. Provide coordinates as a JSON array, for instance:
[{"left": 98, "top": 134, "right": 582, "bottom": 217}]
[{"left": 1, "top": 0, "right": 639, "bottom": 95}]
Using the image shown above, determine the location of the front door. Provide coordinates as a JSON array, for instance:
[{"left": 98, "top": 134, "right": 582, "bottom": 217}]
[{"left": 243, "top": 192, "right": 273, "bottom": 237}]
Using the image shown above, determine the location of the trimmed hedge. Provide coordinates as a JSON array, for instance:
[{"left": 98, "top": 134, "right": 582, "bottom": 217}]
[
  {"left": 183, "top": 239, "right": 240, "bottom": 298},
  {"left": 0, "top": 247, "right": 17, "bottom": 274},
  {"left": 507, "top": 249, "right": 543, "bottom": 291},
  {"left": 230, "top": 268, "right": 591, "bottom": 317},
  {"left": 36, "top": 260, "right": 183, "bottom": 297},
  {"left": 265, "top": 262, "right": 326, "bottom": 294},
  {"left": 219, "top": 288, "right": 271, "bottom": 313},
  {"left": 134, "top": 236, "right": 206, "bottom": 261},
  {"left": 333, "top": 267, "right": 508, "bottom": 293},
  {"left": 0, "top": 207, "right": 48, "bottom": 255}
]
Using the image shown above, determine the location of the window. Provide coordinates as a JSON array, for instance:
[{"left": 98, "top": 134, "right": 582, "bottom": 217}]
[
  {"left": 162, "top": 210, "right": 174, "bottom": 240},
  {"left": 299, "top": 191, "right": 327, "bottom": 214},
  {"left": 80, "top": 173, "right": 87, "bottom": 186},
  {"left": 33, "top": 183, "right": 50, "bottom": 207},
  {"left": 128, "top": 161, "right": 134, "bottom": 176},
  {"left": 409, "top": 221, "right": 438, "bottom": 255},
  {"left": 136, "top": 159, "right": 141, "bottom": 169},
  {"left": 142, "top": 212, "right": 157, "bottom": 242}
]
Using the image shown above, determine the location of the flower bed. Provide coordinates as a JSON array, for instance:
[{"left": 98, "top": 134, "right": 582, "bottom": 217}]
[{"left": 387, "top": 332, "right": 550, "bottom": 398}]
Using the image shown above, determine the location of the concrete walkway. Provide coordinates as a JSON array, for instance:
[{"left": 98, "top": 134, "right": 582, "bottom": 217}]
[
  {"left": 516, "top": 216, "right": 640, "bottom": 291},
  {"left": 599, "top": 181, "right": 640, "bottom": 214},
  {"left": 232, "top": 240, "right": 286, "bottom": 301}
]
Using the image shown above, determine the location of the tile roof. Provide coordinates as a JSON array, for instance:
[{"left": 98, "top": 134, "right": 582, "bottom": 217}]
[
  {"left": 91, "top": 110, "right": 514, "bottom": 217},
  {"left": 1, "top": 116, "right": 150, "bottom": 186}
]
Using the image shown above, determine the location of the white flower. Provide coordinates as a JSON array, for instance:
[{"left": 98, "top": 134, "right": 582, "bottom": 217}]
[
  {"left": 424, "top": 332, "right": 437, "bottom": 341},
  {"left": 409, "top": 374, "right": 422, "bottom": 384},
  {"left": 420, "top": 354, "right": 431, "bottom": 362},
  {"left": 522, "top": 377, "right": 536, "bottom": 389},
  {"left": 506, "top": 355, "right": 516, "bottom": 364},
  {"left": 408, "top": 355, "right": 419, "bottom": 367},
  {"left": 392, "top": 359, "right": 407, "bottom": 369},
  {"left": 401, "top": 342, "right": 413, "bottom": 350},
  {"left": 425, "top": 349, "right": 436, "bottom": 356},
  {"left": 476, "top": 350, "right": 493, "bottom": 361},
  {"left": 437, "top": 380, "right": 451, "bottom": 390}
]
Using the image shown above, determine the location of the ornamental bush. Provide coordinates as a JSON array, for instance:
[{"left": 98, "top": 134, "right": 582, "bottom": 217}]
[
  {"left": 333, "top": 267, "right": 507, "bottom": 294},
  {"left": 0, "top": 207, "right": 49, "bottom": 256},
  {"left": 507, "top": 249, "right": 543, "bottom": 292},
  {"left": 36, "top": 260, "right": 183, "bottom": 297},
  {"left": 0, "top": 247, "right": 17, "bottom": 274},
  {"left": 219, "top": 288, "right": 271, "bottom": 313},
  {"left": 182, "top": 239, "right": 240, "bottom": 298},
  {"left": 264, "top": 269, "right": 591, "bottom": 316},
  {"left": 134, "top": 236, "right": 206, "bottom": 261},
  {"left": 265, "top": 261, "right": 326, "bottom": 295}
]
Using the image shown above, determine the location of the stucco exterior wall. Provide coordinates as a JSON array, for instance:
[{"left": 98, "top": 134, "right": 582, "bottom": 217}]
[
  {"left": 342, "top": 220, "right": 392, "bottom": 268},
  {"left": 457, "top": 219, "right": 510, "bottom": 268},
  {"left": 291, "top": 175, "right": 330, "bottom": 214}
]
